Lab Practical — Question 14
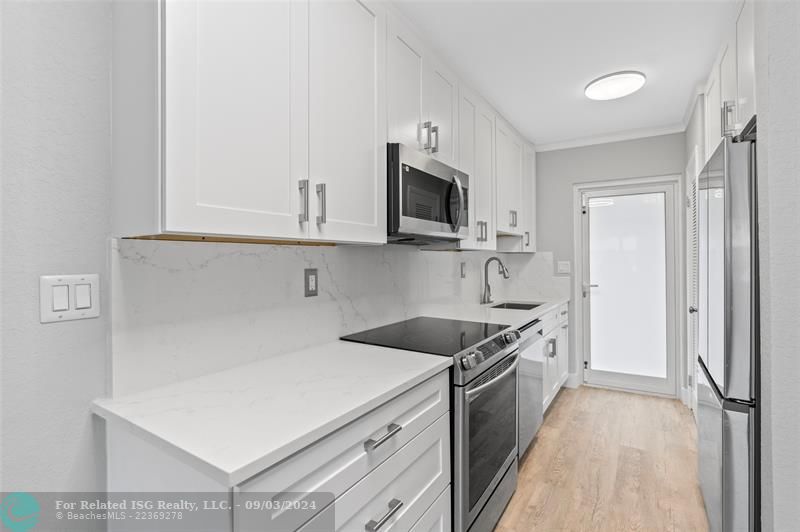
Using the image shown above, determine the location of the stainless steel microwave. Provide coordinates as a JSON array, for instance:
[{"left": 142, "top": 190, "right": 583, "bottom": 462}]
[{"left": 387, "top": 143, "right": 469, "bottom": 245}]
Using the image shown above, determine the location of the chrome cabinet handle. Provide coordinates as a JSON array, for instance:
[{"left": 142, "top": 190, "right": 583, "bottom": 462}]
[
  {"left": 363, "top": 423, "right": 402, "bottom": 451},
  {"left": 365, "top": 499, "right": 403, "bottom": 532},
  {"left": 481, "top": 221, "right": 487, "bottom": 241},
  {"left": 546, "top": 338, "right": 557, "bottom": 358},
  {"left": 722, "top": 100, "right": 736, "bottom": 137},
  {"left": 316, "top": 183, "right": 327, "bottom": 225},
  {"left": 298, "top": 179, "right": 309, "bottom": 223},
  {"left": 431, "top": 125, "right": 439, "bottom": 153},
  {"left": 509, "top": 210, "right": 517, "bottom": 227},
  {"left": 422, "top": 121, "right": 432, "bottom": 151},
  {"left": 452, "top": 175, "right": 464, "bottom": 231},
  {"left": 465, "top": 354, "right": 519, "bottom": 398},
  {"left": 525, "top": 231, "right": 530, "bottom": 247}
]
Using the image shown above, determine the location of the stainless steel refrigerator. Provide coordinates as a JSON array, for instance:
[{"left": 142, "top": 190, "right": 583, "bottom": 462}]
[{"left": 696, "top": 118, "right": 759, "bottom": 532}]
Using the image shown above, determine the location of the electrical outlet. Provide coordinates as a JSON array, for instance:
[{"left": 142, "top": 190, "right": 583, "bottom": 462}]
[
  {"left": 557, "top": 261, "right": 571, "bottom": 274},
  {"left": 304, "top": 268, "right": 318, "bottom": 297}
]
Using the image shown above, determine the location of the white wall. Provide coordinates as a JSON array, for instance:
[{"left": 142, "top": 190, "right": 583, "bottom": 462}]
[
  {"left": 536, "top": 133, "right": 686, "bottom": 268},
  {"left": 754, "top": 1, "right": 800, "bottom": 529},
  {"left": 110, "top": 239, "right": 568, "bottom": 395},
  {"left": 1, "top": 0, "right": 111, "bottom": 491}
]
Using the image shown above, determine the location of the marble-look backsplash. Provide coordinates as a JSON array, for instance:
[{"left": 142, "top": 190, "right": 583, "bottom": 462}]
[{"left": 110, "top": 239, "right": 569, "bottom": 396}]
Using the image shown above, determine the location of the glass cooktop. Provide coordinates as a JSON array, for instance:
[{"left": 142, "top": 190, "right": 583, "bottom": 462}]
[{"left": 340, "top": 316, "right": 509, "bottom": 357}]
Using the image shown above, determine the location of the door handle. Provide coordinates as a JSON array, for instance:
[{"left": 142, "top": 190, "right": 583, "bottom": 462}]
[
  {"left": 689, "top": 306, "right": 698, "bottom": 314},
  {"left": 582, "top": 283, "right": 599, "bottom": 298},
  {"left": 431, "top": 125, "right": 439, "bottom": 153},
  {"left": 363, "top": 423, "right": 403, "bottom": 451},
  {"left": 422, "top": 121, "right": 432, "bottom": 151},
  {"left": 451, "top": 175, "right": 464, "bottom": 232},
  {"left": 298, "top": 179, "right": 309, "bottom": 223},
  {"left": 316, "top": 183, "right": 327, "bottom": 225},
  {"left": 365, "top": 499, "right": 403, "bottom": 532}
]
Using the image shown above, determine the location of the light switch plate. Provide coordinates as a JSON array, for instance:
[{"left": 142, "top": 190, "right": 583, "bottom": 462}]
[
  {"left": 304, "top": 268, "right": 318, "bottom": 297},
  {"left": 557, "top": 261, "right": 572, "bottom": 274},
  {"left": 40, "top": 274, "right": 100, "bottom": 323}
]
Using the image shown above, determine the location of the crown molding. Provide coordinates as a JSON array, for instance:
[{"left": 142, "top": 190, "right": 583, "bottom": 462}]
[{"left": 535, "top": 123, "right": 686, "bottom": 153}]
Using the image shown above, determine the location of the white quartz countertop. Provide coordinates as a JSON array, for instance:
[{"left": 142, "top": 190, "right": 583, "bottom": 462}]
[
  {"left": 92, "top": 341, "right": 452, "bottom": 486},
  {"left": 419, "top": 297, "right": 569, "bottom": 330}
]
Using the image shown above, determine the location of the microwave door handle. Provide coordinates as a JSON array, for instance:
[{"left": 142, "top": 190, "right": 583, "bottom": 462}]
[
  {"left": 465, "top": 353, "right": 519, "bottom": 399},
  {"left": 452, "top": 175, "right": 465, "bottom": 232}
]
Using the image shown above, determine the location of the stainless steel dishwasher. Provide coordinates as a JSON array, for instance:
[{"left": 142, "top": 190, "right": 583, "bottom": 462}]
[{"left": 517, "top": 318, "right": 544, "bottom": 456}]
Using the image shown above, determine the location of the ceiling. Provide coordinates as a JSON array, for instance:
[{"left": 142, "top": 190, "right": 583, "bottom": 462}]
[{"left": 394, "top": 0, "right": 742, "bottom": 150}]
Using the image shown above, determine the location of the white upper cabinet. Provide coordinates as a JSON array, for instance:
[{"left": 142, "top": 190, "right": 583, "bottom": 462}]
[
  {"left": 163, "top": 0, "right": 309, "bottom": 239},
  {"left": 703, "top": 59, "right": 722, "bottom": 163},
  {"left": 114, "top": 0, "right": 386, "bottom": 244},
  {"left": 495, "top": 117, "right": 523, "bottom": 235},
  {"left": 425, "top": 58, "right": 459, "bottom": 167},
  {"left": 456, "top": 86, "right": 496, "bottom": 250},
  {"left": 719, "top": 34, "right": 737, "bottom": 137},
  {"left": 387, "top": 13, "right": 459, "bottom": 167},
  {"left": 521, "top": 144, "right": 537, "bottom": 252},
  {"left": 308, "top": 0, "right": 387, "bottom": 243},
  {"left": 736, "top": 0, "right": 756, "bottom": 129}
]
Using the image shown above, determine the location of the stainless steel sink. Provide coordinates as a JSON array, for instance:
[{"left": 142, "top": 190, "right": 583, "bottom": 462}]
[{"left": 491, "top": 302, "right": 541, "bottom": 310}]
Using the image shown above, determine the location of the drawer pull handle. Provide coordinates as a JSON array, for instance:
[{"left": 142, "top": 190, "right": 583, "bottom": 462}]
[
  {"left": 560, "top": 310, "right": 567, "bottom": 316},
  {"left": 363, "top": 423, "right": 402, "bottom": 451},
  {"left": 365, "top": 499, "right": 403, "bottom": 531}
]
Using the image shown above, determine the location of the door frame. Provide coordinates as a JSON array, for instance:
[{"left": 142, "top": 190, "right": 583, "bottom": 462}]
[{"left": 572, "top": 174, "right": 684, "bottom": 397}]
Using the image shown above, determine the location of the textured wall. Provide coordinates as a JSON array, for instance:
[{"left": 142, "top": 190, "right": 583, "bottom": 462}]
[
  {"left": 1, "top": 0, "right": 111, "bottom": 491},
  {"left": 754, "top": 1, "right": 800, "bottom": 529},
  {"left": 110, "top": 239, "right": 568, "bottom": 395}
]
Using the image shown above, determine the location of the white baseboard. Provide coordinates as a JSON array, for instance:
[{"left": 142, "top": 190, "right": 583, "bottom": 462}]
[
  {"left": 566, "top": 372, "right": 581, "bottom": 389},
  {"left": 680, "top": 385, "right": 691, "bottom": 406}
]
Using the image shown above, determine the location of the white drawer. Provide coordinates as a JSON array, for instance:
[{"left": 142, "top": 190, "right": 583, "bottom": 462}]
[
  {"left": 236, "top": 372, "right": 448, "bottom": 526},
  {"left": 299, "top": 413, "right": 450, "bottom": 532},
  {"left": 410, "top": 485, "right": 451, "bottom": 532}
]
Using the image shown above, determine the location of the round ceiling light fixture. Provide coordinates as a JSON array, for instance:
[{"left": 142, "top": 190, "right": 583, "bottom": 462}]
[{"left": 584, "top": 71, "right": 647, "bottom": 101}]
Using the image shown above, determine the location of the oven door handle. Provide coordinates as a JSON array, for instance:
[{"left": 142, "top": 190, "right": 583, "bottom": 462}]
[
  {"left": 452, "top": 174, "right": 465, "bottom": 232},
  {"left": 465, "top": 353, "right": 519, "bottom": 399}
]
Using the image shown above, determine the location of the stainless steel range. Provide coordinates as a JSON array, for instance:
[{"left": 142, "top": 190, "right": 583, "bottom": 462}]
[{"left": 341, "top": 316, "right": 521, "bottom": 532}]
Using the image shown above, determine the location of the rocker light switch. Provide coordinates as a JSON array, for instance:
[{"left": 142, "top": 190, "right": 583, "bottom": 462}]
[{"left": 40, "top": 274, "right": 100, "bottom": 323}]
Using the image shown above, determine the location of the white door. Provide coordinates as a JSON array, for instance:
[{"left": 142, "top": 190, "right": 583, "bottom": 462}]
[
  {"left": 581, "top": 183, "right": 678, "bottom": 396},
  {"left": 308, "top": 0, "right": 386, "bottom": 244},
  {"left": 495, "top": 119, "right": 522, "bottom": 234},
  {"left": 164, "top": 0, "right": 308, "bottom": 239},
  {"left": 425, "top": 58, "right": 459, "bottom": 167},
  {"left": 387, "top": 15, "right": 424, "bottom": 151},
  {"left": 686, "top": 148, "right": 701, "bottom": 414}
]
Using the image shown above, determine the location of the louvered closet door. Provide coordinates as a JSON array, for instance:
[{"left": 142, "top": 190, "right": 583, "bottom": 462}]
[{"left": 686, "top": 147, "right": 701, "bottom": 413}]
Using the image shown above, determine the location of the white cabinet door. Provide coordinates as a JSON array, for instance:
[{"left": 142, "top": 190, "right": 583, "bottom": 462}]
[
  {"left": 163, "top": 0, "right": 308, "bottom": 239},
  {"left": 719, "top": 36, "right": 738, "bottom": 137},
  {"left": 736, "top": 0, "right": 756, "bottom": 130},
  {"left": 387, "top": 14, "right": 424, "bottom": 151},
  {"left": 457, "top": 87, "right": 495, "bottom": 250},
  {"left": 475, "top": 102, "right": 497, "bottom": 250},
  {"left": 543, "top": 331, "right": 559, "bottom": 412},
  {"left": 457, "top": 89, "right": 480, "bottom": 249},
  {"left": 522, "top": 144, "right": 537, "bottom": 251},
  {"left": 425, "top": 58, "right": 459, "bottom": 168},
  {"left": 308, "top": 0, "right": 386, "bottom": 244},
  {"left": 704, "top": 64, "right": 722, "bottom": 164},
  {"left": 495, "top": 118, "right": 523, "bottom": 235},
  {"left": 557, "top": 322, "right": 569, "bottom": 386}
]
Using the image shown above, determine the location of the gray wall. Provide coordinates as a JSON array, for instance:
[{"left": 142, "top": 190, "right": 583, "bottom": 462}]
[
  {"left": 754, "top": 1, "right": 800, "bottom": 529},
  {"left": 1, "top": 0, "right": 111, "bottom": 491},
  {"left": 536, "top": 132, "right": 686, "bottom": 269}
]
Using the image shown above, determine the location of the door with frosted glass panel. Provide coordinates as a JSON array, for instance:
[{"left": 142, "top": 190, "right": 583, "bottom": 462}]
[{"left": 582, "top": 185, "right": 678, "bottom": 395}]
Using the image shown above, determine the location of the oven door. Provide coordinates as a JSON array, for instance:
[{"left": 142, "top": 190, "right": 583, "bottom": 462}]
[
  {"left": 388, "top": 143, "right": 469, "bottom": 241},
  {"left": 454, "top": 351, "right": 519, "bottom": 532}
]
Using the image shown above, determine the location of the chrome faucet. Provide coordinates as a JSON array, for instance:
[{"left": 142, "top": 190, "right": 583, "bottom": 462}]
[{"left": 482, "top": 256, "right": 510, "bottom": 304}]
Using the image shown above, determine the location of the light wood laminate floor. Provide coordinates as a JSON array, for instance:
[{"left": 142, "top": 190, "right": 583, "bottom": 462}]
[{"left": 497, "top": 386, "right": 709, "bottom": 532}]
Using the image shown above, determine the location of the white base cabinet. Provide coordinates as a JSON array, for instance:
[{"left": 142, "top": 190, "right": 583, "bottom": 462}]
[
  {"left": 104, "top": 372, "right": 452, "bottom": 532},
  {"left": 543, "top": 302, "right": 570, "bottom": 412}
]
